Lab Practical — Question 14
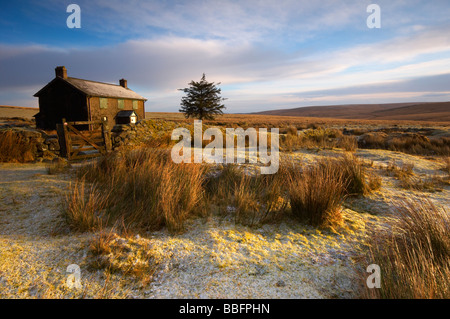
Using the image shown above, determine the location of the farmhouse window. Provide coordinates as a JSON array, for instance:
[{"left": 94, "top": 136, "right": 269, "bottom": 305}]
[
  {"left": 100, "top": 98, "right": 108, "bottom": 109},
  {"left": 132, "top": 100, "right": 138, "bottom": 110},
  {"left": 118, "top": 99, "right": 124, "bottom": 109}
]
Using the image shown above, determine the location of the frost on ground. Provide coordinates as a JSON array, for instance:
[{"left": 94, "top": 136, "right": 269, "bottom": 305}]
[{"left": 0, "top": 146, "right": 448, "bottom": 298}]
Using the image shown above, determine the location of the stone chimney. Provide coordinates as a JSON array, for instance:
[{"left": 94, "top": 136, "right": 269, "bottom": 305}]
[
  {"left": 119, "top": 79, "right": 127, "bottom": 88},
  {"left": 55, "top": 66, "right": 67, "bottom": 79}
]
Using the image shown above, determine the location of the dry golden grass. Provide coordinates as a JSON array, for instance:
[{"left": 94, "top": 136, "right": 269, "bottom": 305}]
[
  {"left": 388, "top": 136, "right": 450, "bottom": 156},
  {"left": 286, "top": 125, "right": 298, "bottom": 136},
  {"left": 360, "top": 133, "right": 450, "bottom": 156},
  {"left": 205, "top": 164, "right": 289, "bottom": 226},
  {"left": 324, "top": 155, "right": 380, "bottom": 196},
  {"left": 287, "top": 161, "right": 345, "bottom": 229},
  {"left": 143, "top": 130, "right": 175, "bottom": 148},
  {"left": 337, "top": 135, "right": 358, "bottom": 152},
  {"left": 146, "top": 112, "right": 450, "bottom": 128},
  {"left": 364, "top": 199, "right": 450, "bottom": 299},
  {"left": 443, "top": 157, "right": 450, "bottom": 175},
  {"left": 280, "top": 127, "right": 344, "bottom": 151},
  {"left": 367, "top": 173, "right": 382, "bottom": 192},
  {"left": 89, "top": 231, "right": 162, "bottom": 287},
  {"left": 63, "top": 178, "right": 109, "bottom": 232},
  {"left": 284, "top": 155, "right": 380, "bottom": 229},
  {"left": 0, "top": 130, "right": 35, "bottom": 162},
  {"left": 279, "top": 128, "right": 360, "bottom": 153},
  {"left": 280, "top": 133, "right": 303, "bottom": 152},
  {"left": 254, "top": 102, "right": 450, "bottom": 122},
  {"left": 67, "top": 148, "right": 206, "bottom": 233},
  {"left": 358, "top": 133, "right": 386, "bottom": 150},
  {"left": 385, "top": 160, "right": 445, "bottom": 192},
  {"left": 205, "top": 154, "right": 379, "bottom": 229},
  {"left": 286, "top": 155, "right": 378, "bottom": 230},
  {"left": 65, "top": 146, "right": 383, "bottom": 232},
  {"left": 46, "top": 159, "right": 72, "bottom": 175},
  {"left": 139, "top": 112, "right": 449, "bottom": 158},
  {"left": 401, "top": 175, "right": 446, "bottom": 192},
  {"left": 385, "top": 160, "right": 414, "bottom": 179},
  {"left": 0, "top": 105, "right": 38, "bottom": 119}
]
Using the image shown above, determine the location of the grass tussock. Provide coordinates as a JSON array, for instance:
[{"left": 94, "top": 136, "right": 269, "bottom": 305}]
[
  {"left": 326, "top": 155, "right": 381, "bottom": 196},
  {"left": 350, "top": 128, "right": 369, "bottom": 136},
  {"left": 400, "top": 175, "right": 446, "bottom": 192},
  {"left": 65, "top": 146, "right": 382, "bottom": 232},
  {"left": 281, "top": 128, "right": 359, "bottom": 152},
  {"left": 390, "top": 136, "right": 450, "bottom": 156},
  {"left": 67, "top": 148, "right": 205, "bottom": 233},
  {"left": 287, "top": 161, "right": 345, "bottom": 229},
  {"left": 0, "top": 130, "right": 35, "bottom": 163},
  {"left": 443, "top": 157, "right": 450, "bottom": 175},
  {"left": 63, "top": 178, "right": 108, "bottom": 232},
  {"left": 385, "top": 160, "right": 414, "bottom": 179},
  {"left": 205, "top": 164, "right": 289, "bottom": 226},
  {"left": 367, "top": 173, "right": 382, "bottom": 192},
  {"left": 360, "top": 133, "right": 450, "bottom": 156},
  {"left": 285, "top": 155, "right": 378, "bottom": 230},
  {"left": 286, "top": 125, "right": 298, "bottom": 136},
  {"left": 332, "top": 155, "right": 366, "bottom": 196},
  {"left": 143, "top": 131, "right": 175, "bottom": 148},
  {"left": 208, "top": 154, "right": 379, "bottom": 229},
  {"left": 46, "top": 158, "right": 72, "bottom": 175},
  {"left": 280, "top": 133, "right": 303, "bottom": 152},
  {"left": 364, "top": 199, "right": 450, "bottom": 299},
  {"left": 337, "top": 135, "right": 358, "bottom": 152},
  {"left": 303, "top": 128, "right": 342, "bottom": 149},
  {"left": 280, "top": 128, "right": 343, "bottom": 151},
  {"left": 89, "top": 231, "right": 163, "bottom": 286},
  {"left": 358, "top": 133, "right": 386, "bottom": 149},
  {"left": 385, "top": 160, "right": 445, "bottom": 192}
]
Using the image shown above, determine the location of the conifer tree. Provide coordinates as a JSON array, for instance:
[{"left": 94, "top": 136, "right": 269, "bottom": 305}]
[{"left": 179, "top": 73, "right": 226, "bottom": 120}]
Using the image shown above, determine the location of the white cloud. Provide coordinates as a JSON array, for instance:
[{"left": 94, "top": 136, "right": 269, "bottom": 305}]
[
  {"left": 1, "top": 16, "right": 450, "bottom": 111},
  {"left": 38, "top": 0, "right": 367, "bottom": 43}
]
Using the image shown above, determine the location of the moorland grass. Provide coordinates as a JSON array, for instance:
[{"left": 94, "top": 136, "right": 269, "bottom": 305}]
[
  {"left": 364, "top": 199, "right": 450, "bottom": 299},
  {"left": 287, "top": 161, "right": 345, "bottom": 228},
  {"left": 0, "top": 130, "right": 35, "bottom": 163},
  {"left": 67, "top": 148, "right": 205, "bottom": 233},
  {"left": 66, "top": 148, "right": 379, "bottom": 232},
  {"left": 360, "top": 134, "right": 450, "bottom": 156}
]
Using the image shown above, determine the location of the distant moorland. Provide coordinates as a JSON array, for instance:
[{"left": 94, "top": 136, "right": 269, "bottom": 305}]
[
  {"left": 253, "top": 102, "right": 450, "bottom": 122},
  {"left": 1, "top": 102, "right": 450, "bottom": 127}
]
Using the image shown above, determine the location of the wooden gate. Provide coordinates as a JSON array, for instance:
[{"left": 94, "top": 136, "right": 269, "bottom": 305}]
[{"left": 56, "top": 118, "right": 112, "bottom": 160}]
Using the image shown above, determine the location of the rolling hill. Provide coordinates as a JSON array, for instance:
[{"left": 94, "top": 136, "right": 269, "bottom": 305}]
[
  {"left": 0, "top": 105, "right": 38, "bottom": 119},
  {"left": 2, "top": 102, "right": 450, "bottom": 123},
  {"left": 254, "top": 102, "right": 450, "bottom": 122}
]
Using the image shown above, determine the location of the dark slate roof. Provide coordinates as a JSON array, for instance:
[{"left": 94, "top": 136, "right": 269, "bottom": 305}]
[
  {"left": 34, "top": 77, "right": 147, "bottom": 101},
  {"left": 116, "top": 110, "right": 138, "bottom": 117}
]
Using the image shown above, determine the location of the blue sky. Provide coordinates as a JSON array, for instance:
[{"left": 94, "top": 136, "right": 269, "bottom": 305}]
[{"left": 1, "top": 0, "right": 450, "bottom": 112}]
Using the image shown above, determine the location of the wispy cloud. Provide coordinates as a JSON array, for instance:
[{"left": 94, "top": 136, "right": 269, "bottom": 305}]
[
  {"left": 64, "top": 0, "right": 364, "bottom": 42},
  {"left": 1, "top": 1, "right": 450, "bottom": 110}
]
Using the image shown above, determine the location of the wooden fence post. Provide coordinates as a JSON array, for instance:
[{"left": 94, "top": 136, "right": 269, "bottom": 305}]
[
  {"left": 63, "top": 118, "right": 71, "bottom": 160},
  {"left": 56, "top": 124, "right": 66, "bottom": 158},
  {"left": 101, "top": 118, "right": 112, "bottom": 153},
  {"left": 56, "top": 118, "right": 71, "bottom": 159}
]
